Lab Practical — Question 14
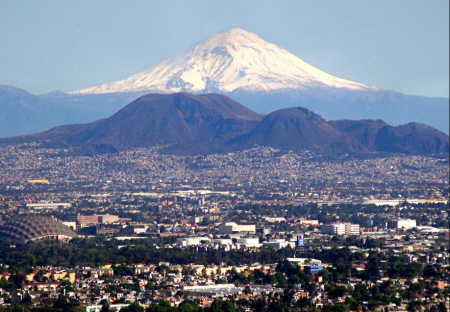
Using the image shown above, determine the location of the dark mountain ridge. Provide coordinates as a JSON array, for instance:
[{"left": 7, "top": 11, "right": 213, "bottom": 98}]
[
  {"left": 230, "top": 85, "right": 449, "bottom": 134},
  {"left": 329, "top": 120, "right": 449, "bottom": 154},
  {"left": 0, "top": 85, "right": 448, "bottom": 140},
  {"left": 1, "top": 92, "right": 448, "bottom": 156},
  {"left": 1, "top": 93, "right": 262, "bottom": 154},
  {"left": 328, "top": 119, "right": 389, "bottom": 151},
  {"left": 227, "top": 107, "right": 365, "bottom": 154}
]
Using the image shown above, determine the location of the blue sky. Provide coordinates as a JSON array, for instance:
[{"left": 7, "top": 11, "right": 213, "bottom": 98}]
[{"left": 0, "top": 0, "right": 448, "bottom": 97}]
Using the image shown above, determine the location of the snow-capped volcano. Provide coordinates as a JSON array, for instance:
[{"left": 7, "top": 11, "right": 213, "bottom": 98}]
[
  {"left": 71, "top": 28, "right": 378, "bottom": 94},
  {"left": 1, "top": 29, "right": 447, "bottom": 139}
]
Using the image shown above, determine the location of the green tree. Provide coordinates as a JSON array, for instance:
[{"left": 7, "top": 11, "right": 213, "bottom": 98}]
[
  {"left": 252, "top": 298, "right": 267, "bottom": 312},
  {"left": 206, "top": 300, "right": 236, "bottom": 312},
  {"left": 120, "top": 303, "right": 144, "bottom": 312},
  {"left": 101, "top": 302, "right": 113, "bottom": 312},
  {"left": 178, "top": 300, "right": 201, "bottom": 312},
  {"left": 9, "top": 273, "right": 26, "bottom": 289}
]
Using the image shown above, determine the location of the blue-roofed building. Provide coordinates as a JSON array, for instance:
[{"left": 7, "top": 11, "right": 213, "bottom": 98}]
[{"left": 304, "top": 263, "right": 324, "bottom": 274}]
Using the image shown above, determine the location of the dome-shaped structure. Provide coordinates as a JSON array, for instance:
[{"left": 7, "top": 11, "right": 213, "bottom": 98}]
[{"left": 0, "top": 216, "right": 77, "bottom": 241}]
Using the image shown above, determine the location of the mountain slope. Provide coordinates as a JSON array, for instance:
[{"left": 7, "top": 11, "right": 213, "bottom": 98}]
[
  {"left": 374, "top": 123, "right": 449, "bottom": 154},
  {"left": 1, "top": 93, "right": 447, "bottom": 156},
  {"left": 82, "top": 92, "right": 262, "bottom": 150},
  {"left": 228, "top": 107, "right": 363, "bottom": 153},
  {"left": 230, "top": 88, "right": 449, "bottom": 134},
  {"left": 71, "top": 28, "right": 377, "bottom": 94},
  {"left": 328, "top": 119, "right": 389, "bottom": 151},
  {"left": 2, "top": 93, "right": 262, "bottom": 154},
  {"left": 330, "top": 120, "right": 449, "bottom": 154}
]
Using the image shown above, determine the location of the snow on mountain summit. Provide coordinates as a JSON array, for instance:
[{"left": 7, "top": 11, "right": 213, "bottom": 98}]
[{"left": 72, "top": 28, "right": 378, "bottom": 94}]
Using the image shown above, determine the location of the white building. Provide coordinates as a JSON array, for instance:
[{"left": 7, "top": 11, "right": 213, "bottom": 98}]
[
  {"left": 238, "top": 237, "right": 262, "bottom": 248},
  {"left": 218, "top": 222, "right": 256, "bottom": 234},
  {"left": 346, "top": 223, "right": 360, "bottom": 235},
  {"left": 263, "top": 239, "right": 296, "bottom": 249},
  {"left": 321, "top": 223, "right": 360, "bottom": 235},
  {"left": 26, "top": 203, "right": 71, "bottom": 209},
  {"left": 213, "top": 238, "right": 233, "bottom": 245},
  {"left": 177, "top": 237, "right": 210, "bottom": 247},
  {"left": 387, "top": 219, "right": 417, "bottom": 230}
]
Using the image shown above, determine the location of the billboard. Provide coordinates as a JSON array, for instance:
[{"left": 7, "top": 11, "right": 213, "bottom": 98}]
[{"left": 297, "top": 234, "right": 304, "bottom": 246}]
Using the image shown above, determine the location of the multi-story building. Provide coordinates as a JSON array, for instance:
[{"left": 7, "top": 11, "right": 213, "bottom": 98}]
[
  {"left": 345, "top": 223, "right": 360, "bottom": 235},
  {"left": 321, "top": 223, "right": 360, "bottom": 235}
]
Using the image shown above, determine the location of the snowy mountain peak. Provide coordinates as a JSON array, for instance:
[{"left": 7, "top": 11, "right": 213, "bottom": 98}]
[
  {"left": 195, "top": 28, "right": 265, "bottom": 51},
  {"left": 71, "top": 28, "right": 378, "bottom": 94}
]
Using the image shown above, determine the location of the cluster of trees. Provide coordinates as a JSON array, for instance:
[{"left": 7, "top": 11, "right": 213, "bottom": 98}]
[
  {"left": 125, "top": 300, "right": 239, "bottom": 312},
  {"left": 0, "top": 295, "right": 84, "bottom": 312},
  {"left": 0, "top": 236, "right": 378, "bottom": 271},
  {"left": 0, "top": 236, "right": 299, "bottom": 270},
  {"left": 0, "top": 236, "right": 446, "bottom": 283}
]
